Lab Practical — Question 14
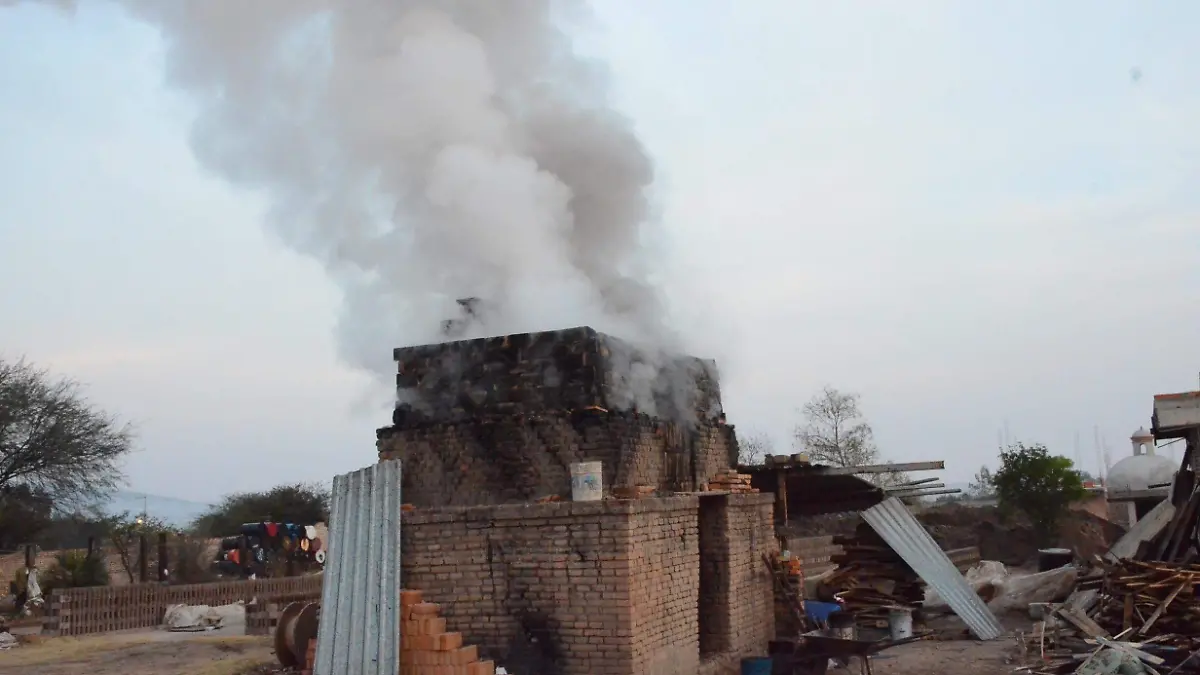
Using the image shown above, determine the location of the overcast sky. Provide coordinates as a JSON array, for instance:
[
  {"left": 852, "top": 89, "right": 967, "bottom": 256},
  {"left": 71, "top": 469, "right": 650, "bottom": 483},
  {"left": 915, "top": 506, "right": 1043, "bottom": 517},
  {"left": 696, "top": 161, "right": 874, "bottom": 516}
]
[{"left": 2, "top": 1, "right": 1198, "bottom": 503}]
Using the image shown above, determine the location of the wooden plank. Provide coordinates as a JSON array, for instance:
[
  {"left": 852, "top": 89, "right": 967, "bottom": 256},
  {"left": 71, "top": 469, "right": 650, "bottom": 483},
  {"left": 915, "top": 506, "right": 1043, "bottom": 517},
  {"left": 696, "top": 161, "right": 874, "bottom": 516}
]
[
  {"left": 1058, "top": 606, "right": 1110, "bottom": 639},
  {"left": 1137, "top": 580, "right": 1188, "bottom": 635},
  {"left": 1106, "top": 500, "right": 1176, "bottom": 562}
]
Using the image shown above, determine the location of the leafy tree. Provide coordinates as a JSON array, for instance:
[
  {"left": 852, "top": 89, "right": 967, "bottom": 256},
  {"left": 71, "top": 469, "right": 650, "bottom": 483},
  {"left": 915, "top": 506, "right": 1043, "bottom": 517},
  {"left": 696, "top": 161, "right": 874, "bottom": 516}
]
[
  {"left": 0, "top": 357, "right": 133, "bottom": 509},
  {"left": 191, "top": 483, "right": 329, "bottom": 537},
  {"left": 737, "top": 432, "right": 775, "bottom": 466},
  {"left": 794, "top": 386, "right": 907, "bottom": 487},
  {"left": 992, "top": 442, "right": 1086, "bottom": 543}
]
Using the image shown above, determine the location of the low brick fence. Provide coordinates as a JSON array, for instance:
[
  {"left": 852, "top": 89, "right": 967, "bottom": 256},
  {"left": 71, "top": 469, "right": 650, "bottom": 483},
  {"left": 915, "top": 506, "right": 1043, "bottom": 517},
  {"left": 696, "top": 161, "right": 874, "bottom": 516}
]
[{"left": 44, "top": 574, "right": 323, "bottom": 636}]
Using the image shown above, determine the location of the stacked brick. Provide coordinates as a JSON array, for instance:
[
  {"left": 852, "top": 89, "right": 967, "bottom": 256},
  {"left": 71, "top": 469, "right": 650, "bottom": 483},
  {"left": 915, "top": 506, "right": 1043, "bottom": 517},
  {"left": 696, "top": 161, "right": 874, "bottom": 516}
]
[
  {"left": 390, "top": 327, "right": 723, "bottom": 428},
  {"left": 401, "top": 590, "right": 494, "bottom": 675},
  {"left": 705, "top": 469, "right": 759, "bottom": 494}
]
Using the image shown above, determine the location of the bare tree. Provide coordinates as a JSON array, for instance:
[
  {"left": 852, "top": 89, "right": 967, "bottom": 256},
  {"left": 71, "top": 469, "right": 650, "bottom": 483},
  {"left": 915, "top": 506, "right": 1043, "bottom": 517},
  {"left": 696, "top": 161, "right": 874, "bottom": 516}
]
[
  {"left": 794, "top": 386, "right": 879, "bottom": 467},
  {"left": 737, "top": 433, "right": 775, "bottom": 466},
  {"left": 794, "top": 386, "right": 910, "bottom": 488},
  {"left": 969, "top": 465, "right": 996, "bottom": 498},
  {"left": 0, "top": 357, "right": 132, "bottom": 509}
]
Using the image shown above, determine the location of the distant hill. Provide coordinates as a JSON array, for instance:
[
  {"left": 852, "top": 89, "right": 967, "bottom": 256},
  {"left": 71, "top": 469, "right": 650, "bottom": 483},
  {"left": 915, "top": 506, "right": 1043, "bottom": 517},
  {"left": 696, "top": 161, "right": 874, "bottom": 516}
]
[{"left": 99, "top": 490, "right": 213, "bottom": 528}]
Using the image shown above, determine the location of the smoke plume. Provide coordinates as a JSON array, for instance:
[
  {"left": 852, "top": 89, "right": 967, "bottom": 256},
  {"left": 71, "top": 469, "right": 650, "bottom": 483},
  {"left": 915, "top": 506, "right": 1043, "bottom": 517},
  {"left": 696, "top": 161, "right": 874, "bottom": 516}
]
[{"left": 10, "top": 0, "right": 702, "bottom": 412}]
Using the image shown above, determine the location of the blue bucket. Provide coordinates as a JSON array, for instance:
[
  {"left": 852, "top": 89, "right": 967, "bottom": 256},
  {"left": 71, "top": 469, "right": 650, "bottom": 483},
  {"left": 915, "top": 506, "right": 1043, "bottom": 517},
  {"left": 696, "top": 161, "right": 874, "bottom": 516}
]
[{"left": 740, "top": 657, "right": 773, "bottom": 675}]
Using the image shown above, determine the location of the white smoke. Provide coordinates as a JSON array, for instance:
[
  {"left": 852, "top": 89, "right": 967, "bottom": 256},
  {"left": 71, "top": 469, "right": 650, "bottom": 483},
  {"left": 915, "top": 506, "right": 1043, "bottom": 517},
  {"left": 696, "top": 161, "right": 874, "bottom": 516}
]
[{"left": 7, "top": 0, "right": 714, "bottom": 416}]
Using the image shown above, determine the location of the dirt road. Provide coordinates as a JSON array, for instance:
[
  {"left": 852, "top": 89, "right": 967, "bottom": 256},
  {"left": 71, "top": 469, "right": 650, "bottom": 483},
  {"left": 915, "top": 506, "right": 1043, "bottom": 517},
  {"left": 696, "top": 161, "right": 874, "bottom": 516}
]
[{"left": 0, "top": 633, "right": 275, "bottom": 675}]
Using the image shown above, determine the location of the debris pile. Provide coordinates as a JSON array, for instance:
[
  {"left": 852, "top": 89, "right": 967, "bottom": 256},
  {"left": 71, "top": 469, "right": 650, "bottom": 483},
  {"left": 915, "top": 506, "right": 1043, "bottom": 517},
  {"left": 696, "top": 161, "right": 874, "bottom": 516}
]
[
  {"left": 824, "top": 523, "right": 925, "bottom": 624},
  {"left": 1023, "top": 447, "right": 1200, "bottom": 673}
]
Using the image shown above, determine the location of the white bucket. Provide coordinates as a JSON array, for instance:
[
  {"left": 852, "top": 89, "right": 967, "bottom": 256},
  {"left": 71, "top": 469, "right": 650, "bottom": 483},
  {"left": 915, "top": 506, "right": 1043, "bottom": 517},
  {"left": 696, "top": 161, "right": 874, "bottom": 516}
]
[
  {"left": 887, "top": 607, "right": 913, "bottom": 640},
  {"left": 570, "top": 462, "right": 603, "bottom": 502}
]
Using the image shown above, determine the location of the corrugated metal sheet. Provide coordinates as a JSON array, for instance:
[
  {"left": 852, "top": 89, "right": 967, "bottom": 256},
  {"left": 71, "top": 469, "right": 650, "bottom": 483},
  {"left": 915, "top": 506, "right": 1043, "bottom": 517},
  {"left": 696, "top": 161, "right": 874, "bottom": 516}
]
[
  {"left": 314, "top": 460, "right": 403, "bottom": 675},
  {"left": 862, "top": 497, "right": 1003, "bottom": 641}
]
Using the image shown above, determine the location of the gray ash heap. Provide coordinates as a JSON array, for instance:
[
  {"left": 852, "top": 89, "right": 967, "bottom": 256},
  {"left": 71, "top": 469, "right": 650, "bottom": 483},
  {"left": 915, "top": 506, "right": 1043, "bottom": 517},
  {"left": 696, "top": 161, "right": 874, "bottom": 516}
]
[{"left": 392, "top": 321, "right": 722, "bottom": 429}]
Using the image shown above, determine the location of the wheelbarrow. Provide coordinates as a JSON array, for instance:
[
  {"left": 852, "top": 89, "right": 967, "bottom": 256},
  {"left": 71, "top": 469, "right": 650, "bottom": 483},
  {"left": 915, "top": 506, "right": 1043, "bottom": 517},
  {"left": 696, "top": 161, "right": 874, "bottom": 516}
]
[{"left": 794, "top": 627, "right": 928, "bottom": 675}]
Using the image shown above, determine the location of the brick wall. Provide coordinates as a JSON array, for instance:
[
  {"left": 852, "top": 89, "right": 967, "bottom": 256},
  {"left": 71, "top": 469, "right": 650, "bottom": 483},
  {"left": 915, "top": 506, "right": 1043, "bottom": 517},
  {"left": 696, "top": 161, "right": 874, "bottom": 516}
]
[
  {"left": 401, "top": 494, "right": 776, "bottom": 675},
  {"left": 402, "top": 499, "right": 641, "bottom": 675},
  {"left": 627, "top": 499, "right": 700, "bottom": 675},
  {"left": 695, "top": 495, "right": 776, "bottom": 661},
  {"left": 380, "top": 412, "right": 737, "bottom": 507}
]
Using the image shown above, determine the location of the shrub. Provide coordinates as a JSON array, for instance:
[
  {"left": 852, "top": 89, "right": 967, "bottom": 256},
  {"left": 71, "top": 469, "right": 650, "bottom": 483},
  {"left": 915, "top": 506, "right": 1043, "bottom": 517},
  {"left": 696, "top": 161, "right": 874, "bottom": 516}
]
[
  {"left": 172, "top": 536, "right": 217, "bottom": 584},
  {"left": 40, "top": 550, "right": 109, "bottom": 594}
]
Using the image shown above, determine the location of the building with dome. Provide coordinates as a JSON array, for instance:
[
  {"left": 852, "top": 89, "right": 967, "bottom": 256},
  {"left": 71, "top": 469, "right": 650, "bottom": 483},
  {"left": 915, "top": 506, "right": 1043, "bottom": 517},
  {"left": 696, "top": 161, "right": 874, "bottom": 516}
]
[{"left": 1107, "top": 426, "right": 1177, "bottom": 525}]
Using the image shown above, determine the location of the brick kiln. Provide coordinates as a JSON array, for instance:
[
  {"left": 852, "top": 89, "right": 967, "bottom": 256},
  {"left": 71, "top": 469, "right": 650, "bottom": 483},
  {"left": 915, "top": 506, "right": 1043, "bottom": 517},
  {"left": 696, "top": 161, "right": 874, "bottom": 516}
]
[
  {"left": 380, "top": 326, "right": 780, "bottom": 675},
  {"left": 377, "top": 326, "right": 737, "bottom": 507}
]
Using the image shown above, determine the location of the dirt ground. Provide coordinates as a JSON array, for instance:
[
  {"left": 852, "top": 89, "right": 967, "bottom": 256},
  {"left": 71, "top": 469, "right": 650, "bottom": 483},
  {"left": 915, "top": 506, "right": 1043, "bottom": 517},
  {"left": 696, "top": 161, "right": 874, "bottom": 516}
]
[
  {"left": 856, "top": 635, "right": 1020, "bottom": 675},
  {"left": 0, "top": 622, "right": 1035, "bottom": 675},
  {"left": 0, "top": 633, "right": 275, "bottom": 675}
]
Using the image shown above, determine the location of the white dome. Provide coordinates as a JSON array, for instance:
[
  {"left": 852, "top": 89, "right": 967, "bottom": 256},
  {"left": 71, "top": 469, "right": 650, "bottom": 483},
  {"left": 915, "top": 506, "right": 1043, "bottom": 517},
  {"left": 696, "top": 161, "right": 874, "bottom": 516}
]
[
  {"left": 1108, "top": 453, "right": 1176, "bottom": 494},
  {"left": 1131, "top": 427, "right": 1154, "bottom": 442}
]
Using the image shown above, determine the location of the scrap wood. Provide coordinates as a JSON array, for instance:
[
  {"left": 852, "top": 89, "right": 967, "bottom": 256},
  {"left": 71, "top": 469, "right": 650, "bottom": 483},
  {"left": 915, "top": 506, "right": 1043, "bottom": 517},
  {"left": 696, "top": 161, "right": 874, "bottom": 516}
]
[{"left": 1140, "top": 581, "right": 1189, "bottom": 635}]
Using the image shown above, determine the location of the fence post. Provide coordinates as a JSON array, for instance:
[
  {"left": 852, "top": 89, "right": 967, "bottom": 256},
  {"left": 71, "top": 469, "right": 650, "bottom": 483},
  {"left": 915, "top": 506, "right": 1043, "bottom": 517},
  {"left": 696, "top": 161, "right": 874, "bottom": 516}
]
[
  {"left": 86, "top": 537, "right": 95, "bottom": 560},
  {"left": 158, "top": 533, "right": 169, "bottom": 583},
  {"left": 138, "top": 535, "right": 148, "bottom": 583},
  {"left": 24, "top": 543, "right": 35, "bottom": 569}
]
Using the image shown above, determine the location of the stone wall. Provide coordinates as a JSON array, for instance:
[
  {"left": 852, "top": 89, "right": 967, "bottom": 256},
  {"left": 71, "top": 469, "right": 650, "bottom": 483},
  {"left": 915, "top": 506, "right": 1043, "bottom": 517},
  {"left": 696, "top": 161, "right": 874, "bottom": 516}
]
[
  {"left": 380, "top": 411, "right": 737, "bottom": 507},
  {"left": 400, "top": 495, "right": 775, "bottom": 675},
  {"left": 391, "top": 327, "right": 723, "bottom": 427}
]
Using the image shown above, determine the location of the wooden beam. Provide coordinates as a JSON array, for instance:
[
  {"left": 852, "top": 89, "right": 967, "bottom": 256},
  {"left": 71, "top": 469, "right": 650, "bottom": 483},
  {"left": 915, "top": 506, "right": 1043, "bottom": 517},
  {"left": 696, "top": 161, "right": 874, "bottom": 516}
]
[{"left": 812, "top": 461, "right": 945, "bottom": 476}]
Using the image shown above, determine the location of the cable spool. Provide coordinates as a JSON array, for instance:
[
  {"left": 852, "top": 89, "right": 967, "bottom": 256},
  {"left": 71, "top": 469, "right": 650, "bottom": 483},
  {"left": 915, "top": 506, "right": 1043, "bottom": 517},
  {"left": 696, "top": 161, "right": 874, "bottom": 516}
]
[
  {"left": 314, "top": 550, "right": 326, "bottom": 565},
  {"left": 274, "top": 601, "right": 319, "bottom": 668}
]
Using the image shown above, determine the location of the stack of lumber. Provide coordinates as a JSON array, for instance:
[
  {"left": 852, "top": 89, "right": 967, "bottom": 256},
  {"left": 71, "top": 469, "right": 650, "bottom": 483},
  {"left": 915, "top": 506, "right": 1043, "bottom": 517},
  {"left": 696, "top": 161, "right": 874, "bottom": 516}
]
[
  {"left": 824, "top": 523, "right": 924, "bottom": 624},
  {"left": 707, "top": 469, "right": 759, "bottom": 494}
]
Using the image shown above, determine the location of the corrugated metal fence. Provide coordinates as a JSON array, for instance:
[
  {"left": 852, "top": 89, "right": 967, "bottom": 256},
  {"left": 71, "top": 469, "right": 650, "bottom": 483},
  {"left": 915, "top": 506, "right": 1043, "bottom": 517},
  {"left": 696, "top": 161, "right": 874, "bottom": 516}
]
[
  {"left": 863, "top": 497, "right": 1003, "bottom": 640},
  {"left": 315, "top": 460, "right": 403, "bottom": 675}
]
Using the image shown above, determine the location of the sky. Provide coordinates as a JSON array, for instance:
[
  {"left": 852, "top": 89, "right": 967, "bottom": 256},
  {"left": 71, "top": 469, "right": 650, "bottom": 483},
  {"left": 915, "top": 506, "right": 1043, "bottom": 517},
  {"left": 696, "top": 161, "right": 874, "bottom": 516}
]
[{"left": 1, "top": 1, "right": 1198, "bottom": 502}]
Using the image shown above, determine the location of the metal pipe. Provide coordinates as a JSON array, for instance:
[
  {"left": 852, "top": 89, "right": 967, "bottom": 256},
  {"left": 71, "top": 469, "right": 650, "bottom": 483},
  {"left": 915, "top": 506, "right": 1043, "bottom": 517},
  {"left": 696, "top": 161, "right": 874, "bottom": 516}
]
[
  {"left": 887, "top": 482, "right": 945, "bottom": 492},
  {"left": 886, "top": 487, "right": 963, "bottom": 498}
]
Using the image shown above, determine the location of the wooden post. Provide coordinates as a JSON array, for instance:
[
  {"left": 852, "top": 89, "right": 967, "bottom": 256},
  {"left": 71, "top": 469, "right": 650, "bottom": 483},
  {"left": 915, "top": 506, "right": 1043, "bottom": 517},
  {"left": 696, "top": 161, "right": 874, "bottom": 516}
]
[
  {"left": 86, "top": 537, "right": 96, "bottom": 560},
  {"left": 776, "top": 469, "right": 789, "bottom": 527},
  {"left": 23, "top": 543, "right": 34, "bottom": 569},
  {"left": 157, "top": 533, "right": 169, "bottom": 583},
  {"left": 138, "top": 534, "right": 148, "bottom": 583}
]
